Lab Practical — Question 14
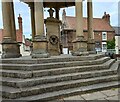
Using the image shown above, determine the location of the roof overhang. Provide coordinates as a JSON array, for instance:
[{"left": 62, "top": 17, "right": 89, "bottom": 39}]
[{"left": 20, "top": 0, "right": 75, "bottom": 8}]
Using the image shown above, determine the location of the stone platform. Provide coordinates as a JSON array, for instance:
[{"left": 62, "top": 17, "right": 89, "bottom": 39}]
[{"left": 0, "top": 54, "right": 119, "bottom": 101}]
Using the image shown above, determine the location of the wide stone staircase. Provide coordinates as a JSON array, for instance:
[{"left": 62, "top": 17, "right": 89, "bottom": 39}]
[{"left": 0, "top": 54, "right": 119, "bottom": 101}]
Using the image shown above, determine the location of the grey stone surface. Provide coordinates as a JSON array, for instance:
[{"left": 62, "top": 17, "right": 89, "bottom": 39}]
[
  {"left": 64, "top": 95, "right": 84, "bottom": 100},
  {"left": 96, "top": 98, "right": 108, "bottom": 100},
  {"left": 101, "top": 89, "right": 119, "bottom": 97},
  {"left": 81, "top": 92, "right": 107, "bottom": 100},
  {"left": 0, "top": 54, "right": 105, "bottom": 64},
  {"left": 2, "top": 67, "right": 117, "bottom": 88},
  {"left": 48, "top": 99, "right": 64, "bottom": 102},
  {"left": 1, "top": 58, "right": 114, "bottom": 74},
  {"left": 1, "top": 54, "right": 119, "bottom": 101},
  {"left": 2, "top": 73, "right": 118, "bottom": 89},
  {"left": 105, "top": 95, "right": 119, "bottom": 100},
  {"left": 2, "top": 81, "right": 119, "bottom": 100}
]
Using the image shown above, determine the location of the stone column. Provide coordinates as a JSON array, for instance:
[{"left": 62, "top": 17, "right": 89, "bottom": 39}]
[
  {"left": 34, "top": 2, "right": 44, "bottom": 37},
  {"left": 10, "top": 2, "right": 16, "bottom": 41},
  {"left": 32, "top": 1, "right": 49, "bottom": 58},
  {"left": 72, "top": 0, "right": 88, "bottom": 56},
  {"left": 76, "top": 0, "right": 83, "bottom": 37},
  {"left": 55, "top": 8, "right": 60, "bottom": 20},
  {"left": 65, "top": 31, "right": 68, "bottom": 48},
  {"left": 29, "top": 3, "right": 36, "bottom": 39},
  {"left": 87, "top": 0, "right": 95, "bottom": 51},
  {"left": 1, "top": 1, "right": 21, "bottom": 58}
]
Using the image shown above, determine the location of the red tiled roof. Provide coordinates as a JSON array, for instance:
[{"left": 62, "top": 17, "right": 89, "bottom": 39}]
[
  {"left": 64, "top": 16, "right": 114, "bottom": 31},
  {"left": 0, "top": 29, "right": 22, "bottom": 43}
]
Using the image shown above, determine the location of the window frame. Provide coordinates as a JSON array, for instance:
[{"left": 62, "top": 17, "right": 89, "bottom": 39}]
[{"left": 102, "top": 32, "right": 107, "bottom": 41}]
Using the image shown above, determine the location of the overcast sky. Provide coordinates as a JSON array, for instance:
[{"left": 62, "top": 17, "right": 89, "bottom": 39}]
[{"left": 0, "top": 0, "right": 119, "bottom": 38}]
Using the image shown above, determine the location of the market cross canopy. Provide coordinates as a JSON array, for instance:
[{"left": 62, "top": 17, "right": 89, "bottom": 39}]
[
  {"left": 1, "top": 0, "right": 95, "bottom": 58},
  {"left": 21, "top": 0, "right": 75, "bottom": 8}
]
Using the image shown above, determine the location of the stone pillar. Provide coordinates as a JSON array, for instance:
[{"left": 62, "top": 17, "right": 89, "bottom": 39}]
[
  {"left": 1, "top": 1, "right": 21, "bottom": 58},
  {"left": 10, "top": 2, "right": 16, "bottom": 41},
  {"left": 55, "top": 8, "right": 60, "bottom": 20},
  {"left": 29, "top": 3, "right": 36, "bottom": 39},
  {"left": 76, "top": 0, "right": 83, "bottom": 37},
  {"left": 45, "top": 8, "right": 61, "bottom": 56},
  {"left": 32, "top": 1, "right": 49, "bottom": 58},
  {"left": 87, "top": 0, "right": 95, "bottom": 52},
  {"left": 64, "top": 31, "right": 68, "bottom": 48},
  {"left": 72, "top": 0, "right": 88, "bottom": 56}
]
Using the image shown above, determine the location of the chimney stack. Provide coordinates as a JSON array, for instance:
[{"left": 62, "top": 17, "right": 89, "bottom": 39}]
[
  {"left": 102, "top": 12, "right": 110, "bottom": 24},
  {"left": 18, "top": 14, "right": 23, "bottom": 33}
]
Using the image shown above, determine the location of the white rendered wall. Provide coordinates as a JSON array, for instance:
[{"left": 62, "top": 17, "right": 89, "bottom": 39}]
[{"left": 115, "top": 36, "right": 120, "bottom": 54}]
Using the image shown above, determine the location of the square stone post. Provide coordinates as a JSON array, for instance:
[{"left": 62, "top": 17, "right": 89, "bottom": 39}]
[
  {"left": 87, "top": 0, "right": 95, "bottom": 52},
  {"left": 31, "top": 1, "right": 49, "bottom": 58},
  {"left": 72, "top": 0, "right": 88, "bottom": 56},
  {"left": 55, "top": 8, "right": 60, "bottom": 20},
  {"left": 1, "top": 1, "right": 21, "bottom": 58},
  {"left": 45, "top": 8, "right": 61, "bottom": 56},
  {"left": 29, "top": 3, "right": 36, "bottom": 39}
]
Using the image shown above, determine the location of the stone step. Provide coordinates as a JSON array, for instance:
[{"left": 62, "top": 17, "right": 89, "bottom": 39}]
[
  {"left": 1, "top": 54, "right": 105, "bottom": 64},
  {"left": 110, "top": 60, "right": 119, "bottom": 70},
  {"left": 1, "top": 59, "right": 115, "bottom": 79},
  {"left": 2, "top": 75, "right": 119, "bottom": 99},
  {"left": 13, "top": 81, "right": 119, "bottom": 101},
  {"left": 0, "top": 57, "right": 110, "bottom": 72},
  {"left": 2, "top": 68, "right": 117, "bottom": 88}
]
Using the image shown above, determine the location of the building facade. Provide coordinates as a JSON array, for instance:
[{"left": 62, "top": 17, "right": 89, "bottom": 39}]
[
  {"left": 114, "top": 27, "right": 120, "bottom": 54},
  {"left": 61, "top": 10, "right": 115, "bottom": 53}
]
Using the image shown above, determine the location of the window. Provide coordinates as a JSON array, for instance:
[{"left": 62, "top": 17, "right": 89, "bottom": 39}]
[{"left": 102, "top": 32, "right": 107, "bottom": 40}]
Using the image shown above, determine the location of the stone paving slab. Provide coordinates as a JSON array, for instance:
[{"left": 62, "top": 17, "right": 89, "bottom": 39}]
[
  {"left": 61, "top": 88, "right": 119, "bottom": 102},
  {"left": 49, "top": 99, "right": 64, "bottom": 102},
  {"left": 96, "top": 97, "right": 108, "bottom": 101},
  {"left": 64, "top": 95, "right": 85, "bottom": 101},
  {"left": 101, "top": 89, "right": 119, "bottom": 97},
  {"left": 81, "top": 92, "right": 107, "bottom": 100},
  {"left": 105, "top": 95, "right": 119, "bottom": 100}
]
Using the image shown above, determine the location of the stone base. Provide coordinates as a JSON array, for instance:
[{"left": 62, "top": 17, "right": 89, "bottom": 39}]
[
  {"left": 31, "top": 35, "right": 50, "bottom": 58},
  {"left": 48, "top": 49, "right": 60, "bottom": 56},
  {"left": 45, "top": 17, "right": 61, "bottom": 56},
  {"left": 72, "top": 36, "right": 88, "bottom": 56},
  {"left": 32, "top": 53, "right": 50, "bottom": 58},
  {"left": 2, "top": 38, "right": 21, "bottom": 58},
  {"left": 72, "top": 51, "right": 89, "bottom": 56},
  {"left": 87, "top": 39, "right": 95, "bottom": 51},
  {"left": 88, "top": 51, "right": 97, "bottom": 54}
]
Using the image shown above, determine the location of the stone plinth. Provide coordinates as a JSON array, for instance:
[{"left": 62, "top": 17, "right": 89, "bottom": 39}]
[
  {"left": 31, "top": 35, "right": 50, "bottom": 58},
  {"left": 2, "top": 38, "right": 21, "bottom": 58},
  {"left": 45, "top": 17, "right": 61, "bottom": 56},
  {"left": 87, "top": 39, "right": 95, "bottom": 51},
  {"left": 72, "top": 36, "right": 88, "bottom": 56}
]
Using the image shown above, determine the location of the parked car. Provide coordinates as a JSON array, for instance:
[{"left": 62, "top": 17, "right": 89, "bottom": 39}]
[{"left": 105, "top": 49, "right": 116, "bottom": 59}]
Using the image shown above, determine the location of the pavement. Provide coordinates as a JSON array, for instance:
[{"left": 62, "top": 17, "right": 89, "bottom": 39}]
[{"left": 50, "top": 88, "right": 120, "bottom": 102}]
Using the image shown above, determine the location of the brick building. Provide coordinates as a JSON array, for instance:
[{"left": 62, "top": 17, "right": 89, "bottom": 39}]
[{"left": 61, "top": 10, "right": 115, "bottom": 53}]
